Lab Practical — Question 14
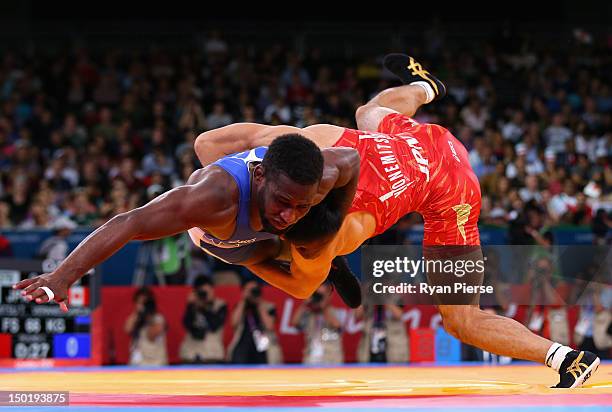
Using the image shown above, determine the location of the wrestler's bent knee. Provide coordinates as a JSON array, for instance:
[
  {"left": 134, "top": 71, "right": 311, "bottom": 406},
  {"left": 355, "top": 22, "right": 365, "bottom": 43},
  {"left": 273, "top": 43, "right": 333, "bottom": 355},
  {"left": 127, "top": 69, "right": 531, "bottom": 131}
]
[{"left": 438, "top": 305, "right": 477, "bottom": 341}]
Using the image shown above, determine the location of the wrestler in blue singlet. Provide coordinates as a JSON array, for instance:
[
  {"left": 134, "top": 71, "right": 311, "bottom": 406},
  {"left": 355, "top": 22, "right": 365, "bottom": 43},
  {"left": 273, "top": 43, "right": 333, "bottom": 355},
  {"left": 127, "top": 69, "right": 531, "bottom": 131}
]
[{"left": 187, "top": 147, "right": 277, "bottom": 264}]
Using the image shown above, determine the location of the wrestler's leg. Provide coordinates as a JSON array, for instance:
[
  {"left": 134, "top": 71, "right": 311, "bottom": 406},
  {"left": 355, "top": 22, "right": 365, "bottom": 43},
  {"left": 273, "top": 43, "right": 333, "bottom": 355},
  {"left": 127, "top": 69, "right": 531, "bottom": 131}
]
[
  {"left": 356, "top": 54, "right": 448, "bottom": 132},
  {"left": 423, "top": 172, "right": 560, "bottom": 368},
  {"left": 438, "top": 304, "right": 553, "bottom": 363},
  {"left": 355, "top": 85, "right": 427, "bottom": 132}
]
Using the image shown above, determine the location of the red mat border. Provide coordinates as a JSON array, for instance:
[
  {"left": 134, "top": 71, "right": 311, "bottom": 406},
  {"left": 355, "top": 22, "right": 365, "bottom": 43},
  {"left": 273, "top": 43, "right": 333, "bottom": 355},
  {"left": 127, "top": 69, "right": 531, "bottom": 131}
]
[{"left": 69, "top": 393, "right": 612, "bottom": 408}]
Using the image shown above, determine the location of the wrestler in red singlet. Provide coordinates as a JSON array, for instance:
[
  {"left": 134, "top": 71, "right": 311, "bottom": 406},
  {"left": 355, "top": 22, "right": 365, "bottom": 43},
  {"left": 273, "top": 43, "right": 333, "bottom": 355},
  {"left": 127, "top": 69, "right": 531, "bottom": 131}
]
[{"left": 333, "top": 113, "right": 481, "bottom": 246}]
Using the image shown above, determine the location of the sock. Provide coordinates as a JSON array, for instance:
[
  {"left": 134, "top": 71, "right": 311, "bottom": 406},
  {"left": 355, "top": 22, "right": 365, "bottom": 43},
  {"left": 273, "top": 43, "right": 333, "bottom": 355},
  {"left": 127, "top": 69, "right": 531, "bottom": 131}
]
[
  {"left": 546, "top": 343, "right": 573, "bottom": 372},
  {"left": 409, "top": 81, "right": 435, "bottom": 104}
]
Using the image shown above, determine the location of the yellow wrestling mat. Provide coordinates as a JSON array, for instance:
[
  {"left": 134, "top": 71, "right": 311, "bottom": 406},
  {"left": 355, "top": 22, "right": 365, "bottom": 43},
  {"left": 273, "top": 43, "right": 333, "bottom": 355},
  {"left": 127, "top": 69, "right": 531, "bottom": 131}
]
[
  {"left": 1, "top": 364, "right": 611, "bottom": 397},
  {"left": 1, "top": 363, "right": 611, "bottom": 411}
]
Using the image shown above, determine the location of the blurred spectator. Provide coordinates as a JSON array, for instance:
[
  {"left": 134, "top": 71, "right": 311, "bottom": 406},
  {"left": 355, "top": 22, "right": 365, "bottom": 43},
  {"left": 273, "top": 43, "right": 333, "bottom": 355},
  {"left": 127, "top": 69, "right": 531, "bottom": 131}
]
[
  {"left": 152, "top": 233, "right": 193, "bottom": 285},
  {"left": 356, "top": 302, "right": 409, "bottom": 363},
  {"left": 549, "top": 181, "right": 579, "bottom": 223},
  {"left": 142, "top": 145, "right": 175, "bottom": 177},
  {"left": 264, "top": 97, "right": 291, "bottom": 124},
  {"left": 544, "top": 114, "right": 572, "bottom": 154},
  {"left": 461, "top": 98, "right": 489, "bottom": 133},
  {"left": 290, "top": 283, "right": 343, "bottom": 364},
  {"left": 19, "top": 201, "right": 54, "bottom": 229},
  {"left": 574, "top": 277, "right": 612, "bottom": 359},
  {"left": 469, "top": 138, "right": 496, "bottom": 178},
  {"left": 519, "top": 175, "right": 543, "bottom": 203},
  {"left": 124, "top": 287, "right": 168, "bottom": 366},
  {"left": 524, "top": 256, "right": 571, "bottom": 346},
  {"left": 501, "top": 111, "right": 525, "bottom": 142},
  {"left": 509, "top": 201, "right": 554, "bottom": 246},
  {"left": 180, "top": 276, "right": 227, "bottom": 364},
  {"left": 592, "top": 209, "right": 611, "bottom": 245},
  {"left": 566, "top": 192, "right": 593, "bottom": 225},
  {"left": 66, "top": 189, "right": 99, "bottom": 226},
  {"left": 0, "top": 200, "right": 13, "bottom": 228},
  {"left": 178, "top": 102, "right": 206, "bottom": 135},
  {"left": 37, "top": 216, "right": 77, "bottom": 262},
  {"left": 206, "top": 102, "right": 232, "bottom": 130},
  {"left": 109, "top": 158, "right": 145, "bottom": 193},
  {"left": 92, "top": 107, "right": 117, "bottom": 141},
  {"left": 5, "top": 176, "right": 31, "bottom": 224},
  {"left": 61, "top": 113, "right": 87, "bottom": 149},
  {"left": 204, "top": 30, "right": 228, "bottom": 61},
  {"left": 44, "top": 150, "right": 79, "bottom": 191},
  {"left": 228, "top": 279, "right": 282, "bottom": 364},
  {"left": 93, "top": 73, "right": 121, "bottom": 105},
  {"left": 506, "top": 143, "right": 544, "bottom": 178}
]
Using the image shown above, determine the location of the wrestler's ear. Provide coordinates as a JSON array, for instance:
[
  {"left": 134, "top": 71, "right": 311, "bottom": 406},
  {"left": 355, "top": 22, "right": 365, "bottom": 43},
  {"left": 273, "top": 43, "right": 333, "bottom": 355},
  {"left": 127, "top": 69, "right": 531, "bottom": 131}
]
[{"left": 253, "top": 164, "right": 265, "bottom": 183}]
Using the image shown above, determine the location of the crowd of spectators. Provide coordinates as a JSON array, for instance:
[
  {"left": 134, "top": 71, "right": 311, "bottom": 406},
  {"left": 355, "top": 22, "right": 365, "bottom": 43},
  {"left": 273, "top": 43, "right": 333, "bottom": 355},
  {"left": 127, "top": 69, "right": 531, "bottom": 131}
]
[
  {"left": 1, "top": 23, "right": 609, "bottom": 365},
  {"left": 0, "top": 27, "right": 609, "bottom": 246}
]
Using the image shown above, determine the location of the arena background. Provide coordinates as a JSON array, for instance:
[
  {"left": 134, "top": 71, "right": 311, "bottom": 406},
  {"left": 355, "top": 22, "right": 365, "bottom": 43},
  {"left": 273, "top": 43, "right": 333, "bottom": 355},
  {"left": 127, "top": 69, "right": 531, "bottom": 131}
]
[{"left": 0, "top": 2, "right": 610, "bottom": 410}]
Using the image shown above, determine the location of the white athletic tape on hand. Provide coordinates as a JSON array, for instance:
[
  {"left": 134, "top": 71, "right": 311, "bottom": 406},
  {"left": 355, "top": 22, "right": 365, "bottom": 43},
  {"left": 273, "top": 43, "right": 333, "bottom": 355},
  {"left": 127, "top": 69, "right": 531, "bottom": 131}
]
[{"left": 40, "top": 286, "right": 55, "bottom": 301}]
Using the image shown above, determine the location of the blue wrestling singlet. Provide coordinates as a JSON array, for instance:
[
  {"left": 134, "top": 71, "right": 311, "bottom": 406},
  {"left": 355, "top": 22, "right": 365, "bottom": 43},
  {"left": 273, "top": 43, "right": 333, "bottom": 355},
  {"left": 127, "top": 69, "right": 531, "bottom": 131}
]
[{"left": 187, "top": 147, "right": 277, "bottom": 264}]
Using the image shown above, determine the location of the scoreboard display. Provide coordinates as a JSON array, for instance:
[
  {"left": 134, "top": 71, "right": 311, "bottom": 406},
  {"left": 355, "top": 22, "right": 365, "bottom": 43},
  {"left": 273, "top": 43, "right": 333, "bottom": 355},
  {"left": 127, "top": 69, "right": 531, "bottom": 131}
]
[{"left": 0, "top": 258, "right": 99, "bottom": 364}]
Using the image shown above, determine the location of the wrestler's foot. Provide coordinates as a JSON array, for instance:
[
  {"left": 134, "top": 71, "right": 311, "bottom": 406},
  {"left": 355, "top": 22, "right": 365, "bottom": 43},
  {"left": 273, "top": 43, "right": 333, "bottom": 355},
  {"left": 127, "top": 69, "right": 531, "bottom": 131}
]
[
  {"left": 554, "top": 350, "right": 600, "bottom": 388},
  {"left": 328, "top": 256, "right": 362, "bottom": 308},
  {"left": 383, "top": 53, "right": 446, "bottom": 101}
]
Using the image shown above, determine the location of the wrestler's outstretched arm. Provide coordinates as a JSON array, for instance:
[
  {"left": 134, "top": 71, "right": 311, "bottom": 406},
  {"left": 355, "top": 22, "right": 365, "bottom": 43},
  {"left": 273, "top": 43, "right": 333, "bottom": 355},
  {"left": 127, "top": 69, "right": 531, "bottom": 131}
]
[{"left": 12, "top": 168, "right": 234, "bottom": 311}]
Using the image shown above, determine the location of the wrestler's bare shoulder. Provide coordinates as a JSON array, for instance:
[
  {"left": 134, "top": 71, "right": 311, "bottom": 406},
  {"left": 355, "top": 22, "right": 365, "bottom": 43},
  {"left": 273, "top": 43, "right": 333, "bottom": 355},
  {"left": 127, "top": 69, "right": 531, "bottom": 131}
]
[{"left": 185, "top": 166, "right": 239, "bottom": 222}]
